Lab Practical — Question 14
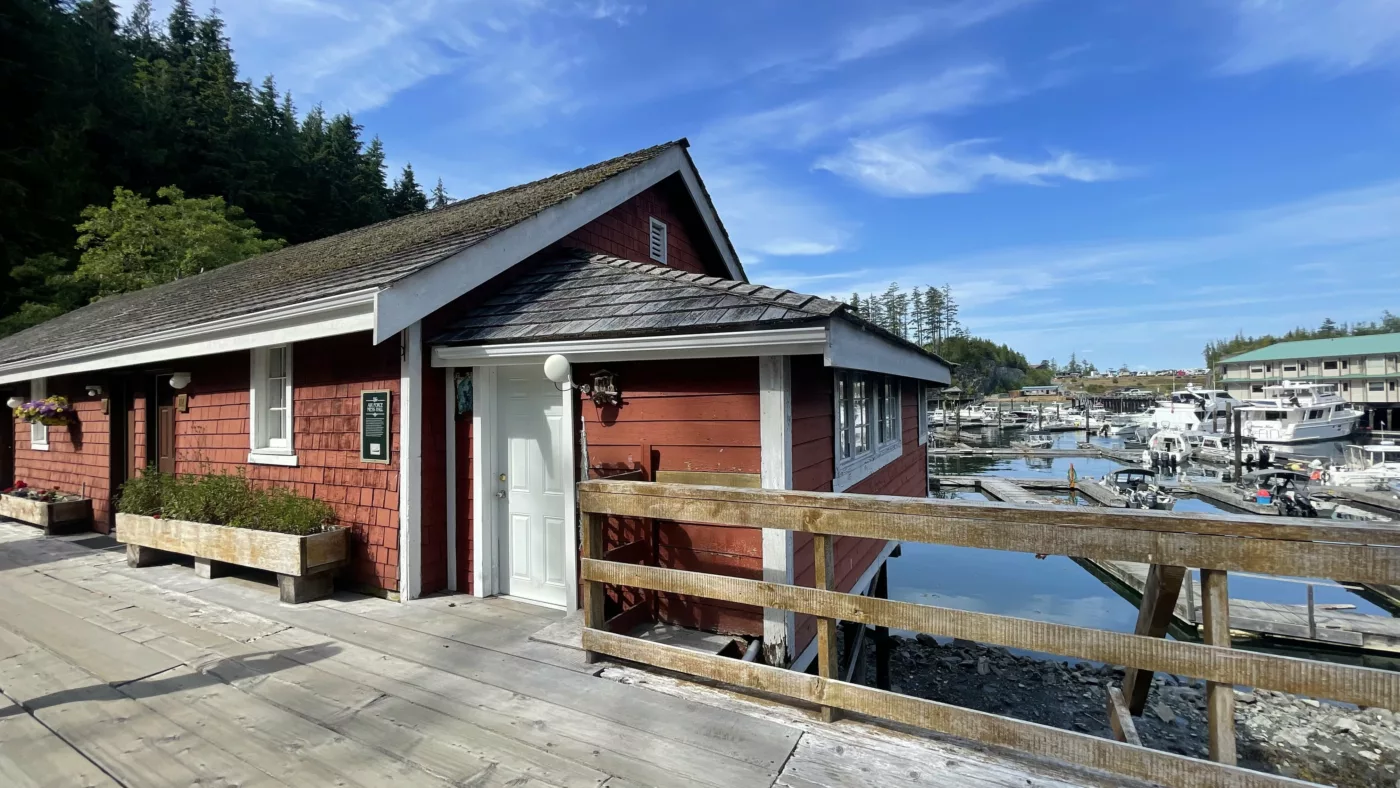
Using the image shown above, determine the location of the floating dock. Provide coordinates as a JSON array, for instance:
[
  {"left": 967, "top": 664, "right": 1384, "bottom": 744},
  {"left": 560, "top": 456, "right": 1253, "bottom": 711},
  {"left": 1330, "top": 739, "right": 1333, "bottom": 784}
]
[{"left": 931, "top": 473, "right": 1400, "bottom": 655}]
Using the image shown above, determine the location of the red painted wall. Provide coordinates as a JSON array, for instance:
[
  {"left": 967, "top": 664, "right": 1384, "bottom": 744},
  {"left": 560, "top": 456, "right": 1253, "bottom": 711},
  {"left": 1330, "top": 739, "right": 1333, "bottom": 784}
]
[
  {"left": 454, "top": 409, "right": 473, "bottom": 595},
  {"left": 580, "top": 358, "right": 764, "bottom": 636},
  {"left": 789, "top": 362, "right": 924, "bottom": 659},
  {"left": 561, "top": 178, "right": 722, "bottom": 276},
  {"left": 10, "top": 378, "right": 112, "bottom": 530},
  {"left": 420, "top": 360, "right": 449, "bottom": 595}
]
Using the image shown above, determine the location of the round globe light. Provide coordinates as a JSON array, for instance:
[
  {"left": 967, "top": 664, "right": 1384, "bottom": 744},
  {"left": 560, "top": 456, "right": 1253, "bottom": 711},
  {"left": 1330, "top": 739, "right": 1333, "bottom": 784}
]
[
  {"left": 543, "top": 354, "right": 572, "bottom": 385},
  {"left": 169, "top": 371, "right": 191, "bottom": 389},
  {"left": 5, "top": 396, "right": 23, "bottom": 410}
]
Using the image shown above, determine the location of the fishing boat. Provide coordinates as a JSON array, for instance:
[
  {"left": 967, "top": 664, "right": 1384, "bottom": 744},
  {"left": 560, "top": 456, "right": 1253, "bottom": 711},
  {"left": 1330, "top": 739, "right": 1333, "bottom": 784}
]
[
  {"left": 1012, "top": 434, "right": 1055, "bottom": 451},
  {"left": 1096, "top": 468, "right": 1176, "bottom": 510},
  {"left": 1236, "top": 381, "right": 1363, "bottom": 444},
  {"left": 1146, "top": 429, "right": 1190, "bottom": 467},
  {"left": 1321, "top": 442, "right": 1400, "bottom": 490},
  {"left": 1187, "top": 432, "right": 1257, "bottom": 465}
]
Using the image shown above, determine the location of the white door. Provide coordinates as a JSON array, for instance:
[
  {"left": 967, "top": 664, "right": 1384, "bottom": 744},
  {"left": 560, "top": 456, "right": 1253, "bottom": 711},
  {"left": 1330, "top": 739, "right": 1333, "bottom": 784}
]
[{"left": 497, "top": 368, "right": 568, "bottom": 607}]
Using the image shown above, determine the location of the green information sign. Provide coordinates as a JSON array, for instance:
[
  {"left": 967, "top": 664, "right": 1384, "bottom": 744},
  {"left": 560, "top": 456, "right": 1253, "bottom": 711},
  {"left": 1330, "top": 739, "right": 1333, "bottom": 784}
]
[{"left": 360, "top": 390, "right": 391, "bottom": 463}]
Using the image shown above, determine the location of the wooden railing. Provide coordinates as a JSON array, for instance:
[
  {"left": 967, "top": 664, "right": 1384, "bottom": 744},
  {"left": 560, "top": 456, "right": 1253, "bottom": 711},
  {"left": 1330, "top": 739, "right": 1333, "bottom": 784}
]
[{"left": 577, "top": 480, "right": 1400, "bottom": 788}]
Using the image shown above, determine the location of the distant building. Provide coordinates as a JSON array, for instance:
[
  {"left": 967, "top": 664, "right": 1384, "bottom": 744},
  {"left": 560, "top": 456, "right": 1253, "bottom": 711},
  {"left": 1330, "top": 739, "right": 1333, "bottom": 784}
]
[
  {"left": 1019, "top": 384, "right": 1065, "bottom": 397},
  {"left": 1218, "top": 333, "right": 1400, "bottom": 427}
]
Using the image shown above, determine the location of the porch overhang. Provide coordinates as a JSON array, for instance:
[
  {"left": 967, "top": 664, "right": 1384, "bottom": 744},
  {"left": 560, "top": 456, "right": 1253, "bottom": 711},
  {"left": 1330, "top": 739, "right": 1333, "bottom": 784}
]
[{"left": 431, "top": 320, "right": 952, "bottom": 384}]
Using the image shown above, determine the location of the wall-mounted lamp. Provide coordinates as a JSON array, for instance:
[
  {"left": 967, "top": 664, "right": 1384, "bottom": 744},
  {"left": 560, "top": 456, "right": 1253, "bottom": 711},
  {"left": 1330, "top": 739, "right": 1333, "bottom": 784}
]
[
  {"left": 85, "top": 384, "right": 104, "bottom": 398},
  {"left": 543, "top": 354, "right": 572, "bottom": 387},
  {"left": 169, "top": 372, "right": 191, "bottom": 390},
  {"left": 5, "top": 396, "right": 23, "bottom": 410}
]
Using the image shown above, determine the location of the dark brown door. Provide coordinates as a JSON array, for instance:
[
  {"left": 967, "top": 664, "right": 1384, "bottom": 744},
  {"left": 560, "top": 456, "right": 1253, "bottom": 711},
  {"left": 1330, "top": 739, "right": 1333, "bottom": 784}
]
[{"left": 156, "top": 404, "right": 176, "bottom": 474}]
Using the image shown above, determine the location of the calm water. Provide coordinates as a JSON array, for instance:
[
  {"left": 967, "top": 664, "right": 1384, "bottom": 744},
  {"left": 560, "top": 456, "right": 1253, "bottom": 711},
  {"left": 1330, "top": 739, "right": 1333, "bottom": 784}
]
[{"left": 903, "top": 436, "right": 1394, "bottom": 658}]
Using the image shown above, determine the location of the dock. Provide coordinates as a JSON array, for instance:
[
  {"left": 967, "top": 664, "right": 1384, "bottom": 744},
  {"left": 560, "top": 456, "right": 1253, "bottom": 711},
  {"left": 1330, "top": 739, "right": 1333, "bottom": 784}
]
[
  {"left": 1079, "top": 558, "right": 1400, "bottom": 656},
  {"left": 933, "top": 474, "right": 1400, "bottom": 655}
]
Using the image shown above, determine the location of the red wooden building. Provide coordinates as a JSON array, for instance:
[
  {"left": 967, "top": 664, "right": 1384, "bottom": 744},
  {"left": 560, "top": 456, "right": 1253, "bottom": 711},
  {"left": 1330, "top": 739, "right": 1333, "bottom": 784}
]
[{"left": 0, "top": 141, "right": 949, "bottom": 667}]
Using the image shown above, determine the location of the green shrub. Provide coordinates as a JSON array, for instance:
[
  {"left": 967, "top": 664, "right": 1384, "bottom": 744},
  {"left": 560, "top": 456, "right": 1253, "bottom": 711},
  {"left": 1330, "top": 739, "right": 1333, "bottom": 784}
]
[
  {"left": 162, "top": 471, "right": 254, "bottom": 525},
  {"left": 116, "top": 467, "right": 168, "bottom": 516},
  {"left": 117, "top": 468, "right": 334, "bottom": 534},
  {"left": 230, "top": 487, "right": 335, "bottom": 536}
]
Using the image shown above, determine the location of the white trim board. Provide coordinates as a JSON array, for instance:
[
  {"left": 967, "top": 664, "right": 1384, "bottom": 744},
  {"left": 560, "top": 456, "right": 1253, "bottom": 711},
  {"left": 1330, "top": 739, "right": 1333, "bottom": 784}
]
[
  {"left": 561, "top": 370, "right": 579, "bottom": 614},
  {"left": 432, "top": 327, "right": 828, "bottom": 367},
  {"left": 826, "top": 319, "right": 951, "bottom": 385},
  {"left": 759, "top": 356, "right": 795, "bottom": 667},
  {"left": 433, "top": 320, "right": 951, "bottom": 384},
  {"left": 471, "top": 365, "right": 499, "bottom": 598},
  {"left": 790, "top": 540, "right": 897, "bottom": 674},
  {"left": 398, "top": 322, "right": 424, "bottom": 601},
  {"left": 374, "top": 146, "right": 744, "bottom": 344},
  {"left": 0, "top": 290, "right": 375, "bottom": 385}
]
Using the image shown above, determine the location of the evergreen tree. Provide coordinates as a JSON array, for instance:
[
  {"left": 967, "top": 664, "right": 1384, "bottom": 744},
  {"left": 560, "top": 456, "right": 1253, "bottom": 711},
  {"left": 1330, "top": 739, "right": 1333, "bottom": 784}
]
[
  {"left": 389, "top": 164, "right": 429, "bottom": 216},
  {"left": 430, "top": 177, "right": 452, "bottom": 209}
]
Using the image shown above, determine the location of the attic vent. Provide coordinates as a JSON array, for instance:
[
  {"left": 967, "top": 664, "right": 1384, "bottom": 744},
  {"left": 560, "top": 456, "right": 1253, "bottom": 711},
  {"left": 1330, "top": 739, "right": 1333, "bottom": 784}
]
[{"left": 649, "top": 217, "right": 667, "bottom": 264}]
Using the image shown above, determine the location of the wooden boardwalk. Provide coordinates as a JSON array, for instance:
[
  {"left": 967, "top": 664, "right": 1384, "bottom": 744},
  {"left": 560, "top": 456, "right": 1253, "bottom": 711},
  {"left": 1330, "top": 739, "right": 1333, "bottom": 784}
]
[{"left": 0, "top": 521, "right": 1136, "bottom": 788}]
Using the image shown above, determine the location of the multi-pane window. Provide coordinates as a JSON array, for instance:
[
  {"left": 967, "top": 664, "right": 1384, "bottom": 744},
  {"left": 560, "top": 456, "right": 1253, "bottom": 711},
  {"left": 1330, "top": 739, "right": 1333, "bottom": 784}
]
[
  {"left": 836, "top": 371, "right": 900, "bottom": 464},
  {"left": 251, "top": 345, "right": 293, "bottom": 455}
]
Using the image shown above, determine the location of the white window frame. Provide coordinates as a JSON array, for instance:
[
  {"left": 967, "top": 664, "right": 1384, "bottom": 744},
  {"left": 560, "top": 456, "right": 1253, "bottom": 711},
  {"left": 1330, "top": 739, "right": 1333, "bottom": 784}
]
[
  {"left": 249, "top": 345, "right": 297, "bottom": 466},
  {"left": 29, "top": 377, "right": 48, "bottom": 451},
  {"left": 833, "top": 370, "right": 902, "bottom": 492},
  {"left": 917, "top": 383, "right": 929, "bottom": 446},
  {"left": 648, "top": 216, "right": 667, "bottom": 264}
]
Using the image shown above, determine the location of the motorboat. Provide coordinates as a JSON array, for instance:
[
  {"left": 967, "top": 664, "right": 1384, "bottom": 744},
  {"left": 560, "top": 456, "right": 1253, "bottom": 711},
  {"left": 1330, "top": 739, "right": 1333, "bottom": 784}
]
[
  {"left": 1122, "top": 426, "right": 1153, "bottom": 449},
  {"left": 1236, "top": 469, "right": 1319, "bottom": 517},
  {"left": 1012, "top": 434, "right": 1055, "bottom": 451},
  {"left": 1236, "top": 382, "right": 1363, "bottom": 444},
  {"left": 1137, "top": 386, "right": 1242, "bottom": 434},
  {"left": 1187, "top": 432, "right": 1257, "bottom": 465},
  {"left": 1146, "top": 429, "right": 1190, "bottom": 468},
  {"left": 1097, "top": 468, "right": 1176, "bottom": 510},
  {"left": 1320, "top": 442, "right": 1400, "bottom": 490}
]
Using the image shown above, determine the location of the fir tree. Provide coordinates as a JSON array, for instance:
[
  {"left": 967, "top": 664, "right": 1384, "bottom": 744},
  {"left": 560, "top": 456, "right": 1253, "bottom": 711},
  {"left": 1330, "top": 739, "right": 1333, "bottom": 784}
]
[
  {"left": 430, "top": 177, "right": 452, "bottom": 209},
  {"left": 389, "top": 164, "right": 429, "bottom": 216}
]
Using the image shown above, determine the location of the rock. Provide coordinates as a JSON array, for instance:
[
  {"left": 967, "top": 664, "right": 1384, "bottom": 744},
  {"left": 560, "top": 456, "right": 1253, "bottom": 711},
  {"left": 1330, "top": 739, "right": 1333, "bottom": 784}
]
[
  {"left": 1300, "top": 698, "right": 1321, "bottom": 708},
  {"left": 977, "top": 656, "right": 990, "bottom": 676},
  {"left": 1359, "top": 750, "right": 1381, "bottom": 762},
  {"left": 1234, "top": 689, "right": 1258, "bottom": 704},
  {"left": 916, "top": 633, "right": 939, "bottom": 647},
  {"left": 1076, "top": 674, "right": 1099, "bottom": 685},
  {"left": 951, "top": 638, "right": 976, "bottom": 648},
  {"left": 1153, "top": 703, "right": 1176, "bottom": 724},
  {"left": 1334, "top": 718, "right": 1362, "bottom": 735}
]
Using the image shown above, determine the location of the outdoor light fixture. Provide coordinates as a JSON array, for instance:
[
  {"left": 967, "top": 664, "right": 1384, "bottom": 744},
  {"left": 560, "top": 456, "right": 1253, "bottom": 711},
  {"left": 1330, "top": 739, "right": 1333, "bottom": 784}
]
[
  {"left": 543, "top": 354, "right": 572, "bottom": 386},
  {"left": 169, "top": 372, "right": 191, "bottom": 390},
  {"left": 5, "top": 396, "right": 22, "bottom": 410},
  {"left": 85, "top": 384, "right": 104, "bottom": 398}
]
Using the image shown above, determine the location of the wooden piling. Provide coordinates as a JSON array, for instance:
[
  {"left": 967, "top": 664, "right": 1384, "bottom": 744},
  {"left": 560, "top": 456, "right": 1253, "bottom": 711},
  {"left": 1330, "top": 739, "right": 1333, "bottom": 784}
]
[{"left": 1201, "top": 568, "right": 1236, "bottom": 765}]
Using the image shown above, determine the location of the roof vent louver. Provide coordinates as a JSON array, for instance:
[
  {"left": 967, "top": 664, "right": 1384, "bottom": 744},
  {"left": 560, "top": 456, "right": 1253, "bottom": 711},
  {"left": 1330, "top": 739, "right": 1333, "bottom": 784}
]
[{"left": 649, "top": 217, "right": 667, "bottom": 265}]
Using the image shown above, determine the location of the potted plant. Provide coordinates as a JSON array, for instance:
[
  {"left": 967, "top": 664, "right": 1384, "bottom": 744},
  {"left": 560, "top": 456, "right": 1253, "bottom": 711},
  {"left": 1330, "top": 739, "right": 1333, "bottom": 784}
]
[
  {"left": 0, "top": 480, "right": 93, "bottom": 535},
  {"left": 114, "top": 469, "right": 348, "bottom": 603},
  {"left": 11, "top": 395, "right": 77, "bottom": 426}
]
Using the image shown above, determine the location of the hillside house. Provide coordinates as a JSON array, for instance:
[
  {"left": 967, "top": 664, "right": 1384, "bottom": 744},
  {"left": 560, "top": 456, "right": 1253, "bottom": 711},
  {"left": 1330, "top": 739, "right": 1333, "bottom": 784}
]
[{"left": 0, "top": 140, "right": 950, "bottom": 668}]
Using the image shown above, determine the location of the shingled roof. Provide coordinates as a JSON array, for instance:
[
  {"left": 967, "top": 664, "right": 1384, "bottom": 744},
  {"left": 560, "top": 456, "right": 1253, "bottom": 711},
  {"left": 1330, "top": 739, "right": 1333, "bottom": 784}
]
[
  {"left": 0, "top": 141, "right": 684, "bottom": 367},
  {"left": 432, "top": 249, "right": 851, "bottom": 344}
]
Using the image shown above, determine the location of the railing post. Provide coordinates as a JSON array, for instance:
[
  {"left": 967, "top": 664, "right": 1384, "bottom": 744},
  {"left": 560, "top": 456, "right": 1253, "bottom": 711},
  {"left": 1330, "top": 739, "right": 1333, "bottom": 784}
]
[
  {"left": 1201, "top": 568, "right": 1236, "bottom": 765},
  {"left": 1121, "top": 564, "right": 1185, "bottom": 715},
  {"left": 814, "top": 532, "right": 840, "bottom": 722},
  {"left": 583, "top": 511, "right": 606, "bottom": 665}
]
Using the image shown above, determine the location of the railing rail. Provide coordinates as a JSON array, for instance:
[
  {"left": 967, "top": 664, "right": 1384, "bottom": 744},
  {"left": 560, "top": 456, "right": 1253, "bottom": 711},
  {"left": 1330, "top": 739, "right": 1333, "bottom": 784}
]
[{"left": 578, "top": 480, "right": 1400, "bottom": 788}]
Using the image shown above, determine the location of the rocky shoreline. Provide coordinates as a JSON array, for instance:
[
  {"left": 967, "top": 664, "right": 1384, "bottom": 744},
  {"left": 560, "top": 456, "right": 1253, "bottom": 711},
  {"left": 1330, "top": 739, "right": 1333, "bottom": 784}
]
[{"left": 864, "top": 634, "right": 1398, "bottom": 787}]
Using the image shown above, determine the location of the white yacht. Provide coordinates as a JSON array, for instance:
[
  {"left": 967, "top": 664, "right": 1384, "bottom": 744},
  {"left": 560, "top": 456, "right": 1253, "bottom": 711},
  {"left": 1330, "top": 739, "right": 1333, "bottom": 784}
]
[
  {"left": 1137, "top": 386, "right": 1240, "bottom": 434},
  {"left": 1146, "top": 429, "right": 1191, "bottom": 467},
  {"left": 1322, "top": 442, "right": 1400, "bottom": 489},
  {"left": 1237, "top": 382, "right": 1363, "bottom": 444},
  {"left": 1186, "top": 432, "right": 1257, "bottom": 465}
]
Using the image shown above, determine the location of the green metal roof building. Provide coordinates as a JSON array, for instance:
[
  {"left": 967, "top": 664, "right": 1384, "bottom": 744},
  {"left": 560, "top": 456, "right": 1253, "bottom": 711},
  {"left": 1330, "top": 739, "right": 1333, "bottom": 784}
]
[{"left": 1217, "top": 333, "right": 1400, "bottom": 423}]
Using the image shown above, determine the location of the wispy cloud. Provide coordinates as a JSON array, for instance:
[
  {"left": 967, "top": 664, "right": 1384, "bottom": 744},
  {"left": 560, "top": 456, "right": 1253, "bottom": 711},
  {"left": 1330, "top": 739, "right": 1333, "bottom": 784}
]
[
  {"left": 1218, "top": 0, "right": 1400, "bottom": 75},
  {"left": 699, "top": 64, "right": 1006, "bottom": 152},
  {"left": 692, "top": 158, "right": 855, "bottom": 261},
  {"left": 815, "top": 129, "right": 1131, "bottom": 196},
  {"left": 836, "top": 0, "right": 1039, "bottom": 63}
]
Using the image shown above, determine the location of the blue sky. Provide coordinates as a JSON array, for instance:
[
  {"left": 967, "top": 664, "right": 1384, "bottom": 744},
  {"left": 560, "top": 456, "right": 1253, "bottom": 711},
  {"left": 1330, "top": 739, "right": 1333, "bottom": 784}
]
[{"left": 162, "top": 1, "right": 1399, "bottom": 368}]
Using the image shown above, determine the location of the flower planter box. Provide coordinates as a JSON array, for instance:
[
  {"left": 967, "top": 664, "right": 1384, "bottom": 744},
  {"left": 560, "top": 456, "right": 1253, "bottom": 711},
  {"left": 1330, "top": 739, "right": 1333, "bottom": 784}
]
[
  {"left": 115, "top": 513, "right": 348, "bottom": 603},
  {"left": 0, "top": 494, "right": 92, "bottom": 535}
]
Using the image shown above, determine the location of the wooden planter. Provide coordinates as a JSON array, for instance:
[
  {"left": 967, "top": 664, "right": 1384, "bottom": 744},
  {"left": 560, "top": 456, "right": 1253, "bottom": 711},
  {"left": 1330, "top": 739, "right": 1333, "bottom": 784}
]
[
  {"left": 115, "top": 513, "right": 348, "bottom": 603},
  {"left": 0, "top": 494, "right": 92, "bottom": 535}
]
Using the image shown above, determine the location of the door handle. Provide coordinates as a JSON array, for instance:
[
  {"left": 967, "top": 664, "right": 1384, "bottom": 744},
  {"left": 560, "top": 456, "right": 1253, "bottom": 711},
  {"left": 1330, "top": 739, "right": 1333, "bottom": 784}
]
[{"left": 495, "top": 490, "right": 506, "bottom": 499}]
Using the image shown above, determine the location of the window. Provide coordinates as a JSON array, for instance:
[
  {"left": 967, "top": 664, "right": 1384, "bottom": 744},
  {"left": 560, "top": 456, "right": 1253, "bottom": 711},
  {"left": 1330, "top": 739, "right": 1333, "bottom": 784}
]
[
  {"left": 917, "top": 384, "right": 929, "bottom": 446},
  {"left": 28, "top": 377, "right": 48, "bottom": 451},
  {"left": 648, "top": 217, "right": 667, "bottom": 264},
  {"left": 1369, "top": 381, "right": 1386, "bottom": 392},
  {"left": 1251, "top": 384, "right": 1264, "bottom": 394},
  {"left": 1265, "top": 364, "right": 1273, "bottom": 373},
  {"left": 1391, "top": 381, "right": 1397, "bottom": 391},
  {"left": 1249, "top": 366, "right": 1264, "bottom": 374},
  {"left": 1282, "top": 364, "right": 1297, "bottom": 373},
  {"left": 250, "top": 345, "right": 296, "bottom": 465},
  {"left": 1307, "top": 409, "right": 1324, "bottom": 420},
  {"left": 1324, "top": 360, "right": 1338, "bottom": 371},
  {"left": 1299, "top": 361, "right": 1308, "bottom": 371},
  {"left": 835, "top": 371, "right": 902, "bottom": 491},
  {"left": 1341, "top": 359, "right": 1350, "bottom": 370}
]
